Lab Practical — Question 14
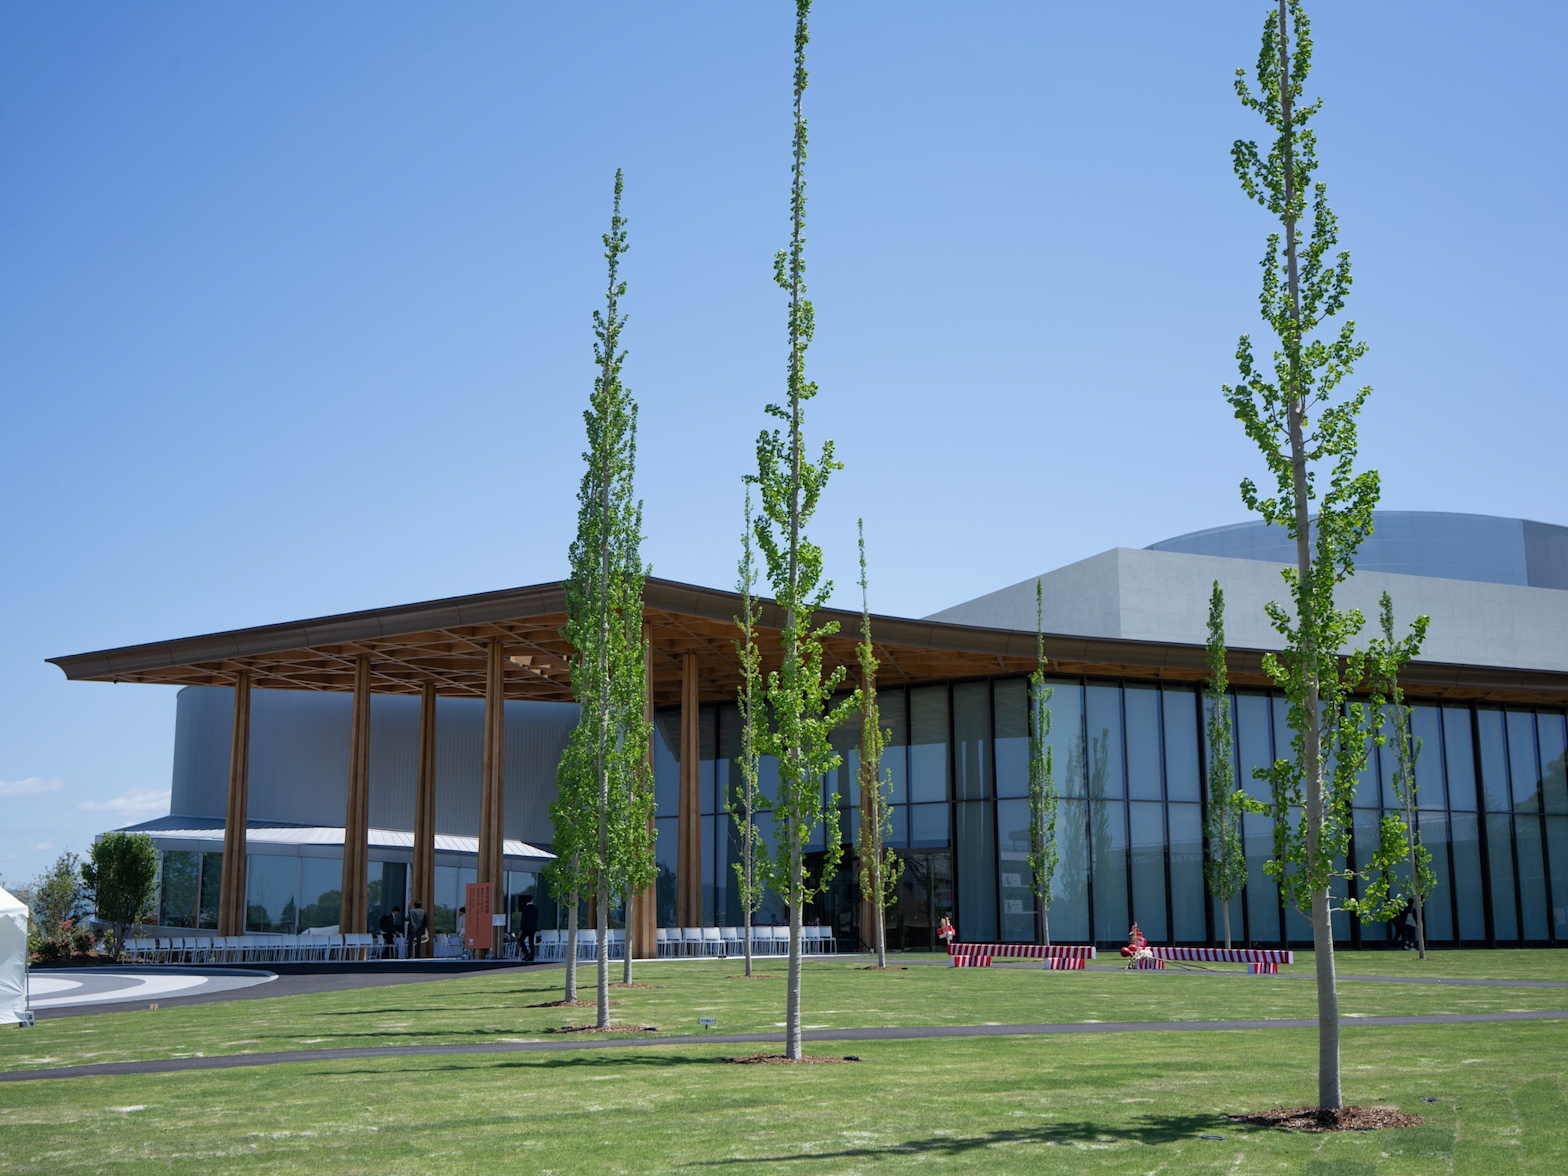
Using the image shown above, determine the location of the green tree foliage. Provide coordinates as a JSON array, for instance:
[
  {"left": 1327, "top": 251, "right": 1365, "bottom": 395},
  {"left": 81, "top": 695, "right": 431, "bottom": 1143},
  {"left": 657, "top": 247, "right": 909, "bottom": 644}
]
[
  {"left": 21, "top": 851, "right": 89, "bottom": 959},
  {"left": 747, "top": 0, "right": 859, "bottom": 1061},
  {"left": 548, "top": 170, "right": 656, "bottom": 1022},
  {"left": 854, "top": 521, "right": 902, "bottom": 968},
  {"left": 1026, "top": 581, "right": 1059, "bottom": 946},
  {"left": 728, "top": 492, "right": 770, "bottom": 977},
  {"left": 1202, "top": 581, "right": 1249, "bottom": 948},
  {"left": 1370, "top": 591, "right": 1435, "bottom": 958},
  {"left": 83, "top": 832, "right": 159, "bottom": 961},
  {"left": 1225, "top": 0, "right": 1427, "bottom": 1112}
]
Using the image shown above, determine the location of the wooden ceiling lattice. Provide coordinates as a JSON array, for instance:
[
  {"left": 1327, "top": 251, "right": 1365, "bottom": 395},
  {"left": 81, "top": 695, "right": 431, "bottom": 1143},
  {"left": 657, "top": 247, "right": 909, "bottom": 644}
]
[{"left": 46, "top": 578, "right": 1568, "bottom": 708}]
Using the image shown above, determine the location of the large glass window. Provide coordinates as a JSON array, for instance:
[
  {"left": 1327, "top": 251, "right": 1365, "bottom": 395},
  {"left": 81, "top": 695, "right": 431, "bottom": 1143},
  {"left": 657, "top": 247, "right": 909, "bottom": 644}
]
[
  {"left": 1411, "top": 704, "right": 1447, "bottom": 810},
  {"left": 909, "top": 686, "right": 949, "bottom": 803},
  {"left": 299, "top": 857, "right": 343, "bottom": 931},
  {"left": 1236, "top": 692, "right": 1273, "bottom": 804},
  {"left": 1053, "top": 798, "right": 1090, "bottom": 943},
  {"left": 1352, "top": 809, "right": 1385, "bottom": 941},
  {"left": 1449, "top": 813, "right": 1487, "bottom": 941},
  {"left": 1163, "top": 688, "right": 1201, "bottom": 803},
  {"left": 1129, "top": 801, "right": 1166, "bottom": 941},
  {"left": 1125, "top": 685, "right": 1162, "bottom": 801},
  {"left": 881, "top": 688, "right": 909, "bottom": 806},
  {"left": 1477, "top": 708, "right": 1510, "bottom": 812},
  {"left": 246, "top": 854, "right": 299, "bottom": 934},
  {"left": 1485, "top": 813, "right": 1519, "bottom": 940},
  {"left": 1047, "top": 678, "right": 1086, "bottom": 798},
  {"left": 1507, "top": 711, "right": 1542, "bottom": 811},
  {"left": 158, "top": 850, "right": 200, "bottom": 928},
  {"left": 1092, "top": 800, "right": 1129, "bottom": 942},
  {"left": 1444, "top": 706, "right": 1479, "bottom": 810},
  {"left": 1245, "top": 811, "right": 1279, "bottom": 942},
  {"left": 654, "top": 816, "right": 678, "bottom": 928},
  {"left": 1547, "top": 816, "right": 1568, "bottom": 940},
  {"left": 953, "top": 682, "right": 991, "bottom": 801},
  {"left": 368, "top": 862, "right": 408, "bottom": 936},
  {"left": 996, "top": 798, "right": 1035, "bottom": 942},
  {"left": 1541, "top": 714, "right": 1568, "bottom": 814},
  {"left": 1086, "top": 684, "right": 1125, "bottom": 800},
  {"left": 955, "top": 801, "right": 996, "bottom": 941},
  {"left": 994, "top": 680, "right": 1029, "bottom": 799},
  {"left": 910, "top": 803, "right": 949, "bottom": 848},
  {"left": 653, "top": 718, "right": 679, "bottom": 817},
  {"left": 199, "top": 851, "right": 223, "bottom": 929},
  {"left": 1168, "top": 802, "right": 1206, "bottom": 941},
  {"left": 1516, "top": 816, "right": 1548, "bottom": 940},
  {"left": 1415, "top": 810, "right": 1455, "bottom": 942}
]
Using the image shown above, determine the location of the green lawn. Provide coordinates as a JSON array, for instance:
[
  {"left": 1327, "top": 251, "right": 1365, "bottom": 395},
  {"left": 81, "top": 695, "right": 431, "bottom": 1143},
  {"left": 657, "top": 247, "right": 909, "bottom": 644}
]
[
  {"left": 2, "top": 951, "right": 1564, "bottom": 1174},
  {"left": 1, "top": 1021, "right": 1565, "bottom": 1174},
  {"left": 3, "top": 951, "right": 1564, "bottom": 1074}
]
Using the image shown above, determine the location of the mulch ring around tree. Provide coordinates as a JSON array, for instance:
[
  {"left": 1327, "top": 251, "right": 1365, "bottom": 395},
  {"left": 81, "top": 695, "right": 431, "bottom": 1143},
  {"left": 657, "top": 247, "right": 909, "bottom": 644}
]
[
  {"left": 544, "top": 1023, "right": 658, "bottom": 1034},
  {"left": 857, "top": 965, "right": 908, "bottom": 971},
  {"left": 609, "top": 982, "right": 660, "bottom": 989},
  {"left": 721, "top": 1054, "right": 861, "bottom": 1065},
  {"left": 1229, "top": 1106, "right": 1425, "bottom": 1132}
]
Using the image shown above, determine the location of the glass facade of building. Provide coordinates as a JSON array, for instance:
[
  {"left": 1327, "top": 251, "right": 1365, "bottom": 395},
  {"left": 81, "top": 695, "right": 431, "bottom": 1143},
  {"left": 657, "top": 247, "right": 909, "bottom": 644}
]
[{"left": 654, "top": 676, "right": 1568, "bottom": 948}]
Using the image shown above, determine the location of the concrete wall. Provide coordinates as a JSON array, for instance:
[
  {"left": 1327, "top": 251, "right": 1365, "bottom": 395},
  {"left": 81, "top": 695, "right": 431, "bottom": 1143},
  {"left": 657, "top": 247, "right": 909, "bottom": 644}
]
[{"left": 929, "top": 547, "right": 1568, "bottom": 673}]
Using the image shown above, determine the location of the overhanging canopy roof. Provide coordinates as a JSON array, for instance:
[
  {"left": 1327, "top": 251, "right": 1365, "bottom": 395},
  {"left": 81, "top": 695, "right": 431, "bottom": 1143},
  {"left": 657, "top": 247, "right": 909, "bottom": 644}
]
[{"left": 47, "top": 576, "right": 1568, "bottom": 706}]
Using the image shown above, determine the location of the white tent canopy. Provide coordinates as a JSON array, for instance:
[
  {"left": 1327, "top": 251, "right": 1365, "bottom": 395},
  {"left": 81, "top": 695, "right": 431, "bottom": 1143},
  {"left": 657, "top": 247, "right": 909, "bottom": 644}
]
[{"left": 0, "top": 886, "right": 29, "bottom": 1026}]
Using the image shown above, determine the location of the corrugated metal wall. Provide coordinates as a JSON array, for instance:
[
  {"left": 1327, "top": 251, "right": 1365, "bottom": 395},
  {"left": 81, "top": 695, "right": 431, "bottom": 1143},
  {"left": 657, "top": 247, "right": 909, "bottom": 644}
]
[{"left": 170, "top": 686, "right": 575, "bottom": 845}]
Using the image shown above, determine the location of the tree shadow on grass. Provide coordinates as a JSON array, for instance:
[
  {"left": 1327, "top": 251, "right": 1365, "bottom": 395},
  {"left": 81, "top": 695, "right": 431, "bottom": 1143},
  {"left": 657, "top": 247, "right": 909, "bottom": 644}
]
[
  {"left": 690, "top": 1115, "right": 1242, "bottom": 1164},
  {"left": 312, "top": 1052, "right": 719, "bottom": 1077}
]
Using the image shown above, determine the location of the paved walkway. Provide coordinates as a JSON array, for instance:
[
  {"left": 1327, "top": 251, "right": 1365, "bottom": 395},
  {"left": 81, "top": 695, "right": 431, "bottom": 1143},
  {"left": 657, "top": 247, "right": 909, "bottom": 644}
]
[
  {"left": 4, "top": 1008, "right": 1564, "bottom": 1083},
  {"left": 28, "top": 968, "right": 276, "bottom": 1011}
]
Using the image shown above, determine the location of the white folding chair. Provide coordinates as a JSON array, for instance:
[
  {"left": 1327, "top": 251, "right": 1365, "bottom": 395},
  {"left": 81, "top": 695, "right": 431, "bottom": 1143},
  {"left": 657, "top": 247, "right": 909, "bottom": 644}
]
[
  {"left": 700, "top": 927, "right": 722, "bottom": 957},
  {"left": 681, "top": 928, "right": 703, "bottom": 958},
  {"left": 720, "top": 927, "right": 740, "bottom": 956},
  {"left": 655, "top": 929, "right": 670, "bottom": 957}
]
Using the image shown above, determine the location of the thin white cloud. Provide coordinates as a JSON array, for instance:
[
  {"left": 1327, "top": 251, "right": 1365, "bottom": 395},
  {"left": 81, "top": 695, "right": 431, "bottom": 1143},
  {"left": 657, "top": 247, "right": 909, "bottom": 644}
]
[
  {"left": 0, "top": 777, "right": 65, "bottom": 799},
  {"left": 30, "top": 841, "right": 56, "bottom": 852},
  {"left": 76, "top": 789, "right": 171, "bottom": 816}
]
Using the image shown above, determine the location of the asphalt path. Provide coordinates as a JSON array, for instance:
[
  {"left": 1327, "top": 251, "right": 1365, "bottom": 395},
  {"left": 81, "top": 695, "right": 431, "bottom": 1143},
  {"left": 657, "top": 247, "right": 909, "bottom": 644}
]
[{"left": 4, "top": 1008, "right": 1565, "bottom": 1083}]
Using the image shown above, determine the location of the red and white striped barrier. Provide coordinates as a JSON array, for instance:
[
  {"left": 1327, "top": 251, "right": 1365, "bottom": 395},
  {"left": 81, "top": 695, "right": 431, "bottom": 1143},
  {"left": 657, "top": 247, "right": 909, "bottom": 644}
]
[
  {"left": 1248, "top": 961, "right": 1279, "bottom": 974},
  {"left": 1131, "top": 957, "right": 1165, "bottom": 970},
  {"left": 1148, "top": 947, "right": 1294, "bottom": 965},
  {"left": 947, "top": 943, "right": 1095, "bottom": 968},
  {"left": 948, "top": 943, "right": 1096, "bottom": 960}
]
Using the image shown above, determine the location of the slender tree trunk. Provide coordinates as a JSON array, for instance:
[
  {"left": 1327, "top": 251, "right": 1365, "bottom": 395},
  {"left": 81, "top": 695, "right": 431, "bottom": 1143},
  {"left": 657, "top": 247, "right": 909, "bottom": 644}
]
[
  {"left": 596, "top": 877, "right": 609, "bottom": 1027},
  {"left": 1043, "top": 907, "right": 1051, "bottom": 949},
  {"left": 1223, "top": 902, "right": 1233, "bottom": 951},
  {"left": 564, "top": 892, "right": 579, "bottom": 1002},
  {"left": 1408, "top": 838, "right": 1427, "bottom": 960},
  {"left": 786, "top": 834, "right": 803, "bottom": 1060},
  {"left": 874, "top": 855, "right": 887, "bottom": 968},
  {"left": 744, "top": 911, "right": 754, "bottom": 977},
  {"left": 1274, "top": 0, "right": 1340, "bottom": 1113},
  {"left": 623, "top": 885, "right": 634, "bottom": 984}
]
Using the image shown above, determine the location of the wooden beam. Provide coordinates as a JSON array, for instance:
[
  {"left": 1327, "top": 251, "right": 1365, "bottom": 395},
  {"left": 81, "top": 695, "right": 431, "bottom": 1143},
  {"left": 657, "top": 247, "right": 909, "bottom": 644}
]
[
  {"left": 411, "top": 681, "right": 437, "bottom": 958},
  {"left": 217, "top": 670, "right": 251, "bottom": 937},
  {"left": 677, "top": 652, "right": 701, "bottom": 928},
  {"left": 340, "top": 657, "right": 372, "bottom": 935},
  {"left": 476, "top": 639, "right": 506, "bottom": 958}
]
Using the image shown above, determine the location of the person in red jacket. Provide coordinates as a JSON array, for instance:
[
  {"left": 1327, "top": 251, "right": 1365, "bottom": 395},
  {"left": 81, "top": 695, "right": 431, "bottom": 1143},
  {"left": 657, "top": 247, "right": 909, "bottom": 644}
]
[{"left": 1120, "top": 922, "right": 1147, "bottom": 958}]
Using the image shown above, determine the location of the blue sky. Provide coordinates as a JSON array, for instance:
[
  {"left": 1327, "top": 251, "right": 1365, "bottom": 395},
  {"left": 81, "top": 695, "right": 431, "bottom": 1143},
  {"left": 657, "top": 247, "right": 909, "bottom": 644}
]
[{"left": 2, "top": 2, "right": 1563, "bottom": 887}]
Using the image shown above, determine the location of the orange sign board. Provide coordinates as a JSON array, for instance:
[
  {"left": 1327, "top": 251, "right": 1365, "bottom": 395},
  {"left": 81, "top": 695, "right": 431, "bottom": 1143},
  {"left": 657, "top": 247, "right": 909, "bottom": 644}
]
[{"left": 464, "top": 882, "right": 494, "bottom": 953}]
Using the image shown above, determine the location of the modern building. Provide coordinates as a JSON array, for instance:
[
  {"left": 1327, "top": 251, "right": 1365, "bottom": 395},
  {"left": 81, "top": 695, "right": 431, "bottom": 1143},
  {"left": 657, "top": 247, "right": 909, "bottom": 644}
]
[{"left": 50, "top": 511, "right": 1568, "bottom": 951}]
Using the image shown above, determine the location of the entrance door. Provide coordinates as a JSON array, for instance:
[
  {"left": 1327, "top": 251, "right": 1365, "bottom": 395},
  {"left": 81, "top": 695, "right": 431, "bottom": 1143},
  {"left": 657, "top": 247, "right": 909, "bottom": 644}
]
[{"left": 889, "top": 851, "right": 953, "bottom": 951}]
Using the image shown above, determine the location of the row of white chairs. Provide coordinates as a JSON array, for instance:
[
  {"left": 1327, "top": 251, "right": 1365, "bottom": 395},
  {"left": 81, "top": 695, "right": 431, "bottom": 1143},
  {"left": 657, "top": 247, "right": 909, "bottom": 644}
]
[
  {"left": 656, "top": 926, "right": 838, "bottom": 957},
  {"left": 120, "top": 933, "right": 393, "bottom": 964}
]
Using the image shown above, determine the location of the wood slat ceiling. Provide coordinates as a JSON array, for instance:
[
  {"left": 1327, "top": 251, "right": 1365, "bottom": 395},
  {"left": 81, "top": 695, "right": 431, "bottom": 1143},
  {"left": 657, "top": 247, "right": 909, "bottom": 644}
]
[{"left": 47, "top": 577, "right": 1568, "bottom": 708}]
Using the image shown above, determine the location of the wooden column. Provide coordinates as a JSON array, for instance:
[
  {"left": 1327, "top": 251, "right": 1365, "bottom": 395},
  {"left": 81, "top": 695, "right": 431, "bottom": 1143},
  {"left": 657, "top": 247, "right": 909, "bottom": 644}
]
[
  {"left": 628, "top": 625, "right": 658, "bottom": 958},
  {"left": 217, "top": 670, "right": 251, "bottom": 937},
  {"left": 411, "top": 682, "right": 437, "bottom": 957},
  {"left": 476, "top": 639, "right": 506, "bottom": 957},
  {"left": 340, "top": 657, "right": 372, "bottom": 935},
  {"left": 676, "top": 652, "right": 701, "bottom": 927}
]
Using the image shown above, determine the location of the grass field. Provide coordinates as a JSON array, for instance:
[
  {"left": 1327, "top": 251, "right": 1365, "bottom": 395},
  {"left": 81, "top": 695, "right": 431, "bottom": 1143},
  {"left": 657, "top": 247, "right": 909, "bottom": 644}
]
[{"left": 2, "top": 950, "right": 1565, "bottom": 1174}]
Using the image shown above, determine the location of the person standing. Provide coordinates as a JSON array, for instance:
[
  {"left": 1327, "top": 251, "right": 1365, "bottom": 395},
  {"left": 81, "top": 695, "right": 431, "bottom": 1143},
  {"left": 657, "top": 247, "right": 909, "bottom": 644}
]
[
  {"left": 407, "top": 901, "right": 429, "bottom": 959},
  {"left": 519, "top": 894, "right": 540, "bottom": 963},
  {"left": 937, "top": 914, "right": 956, "bottom": 951}
]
